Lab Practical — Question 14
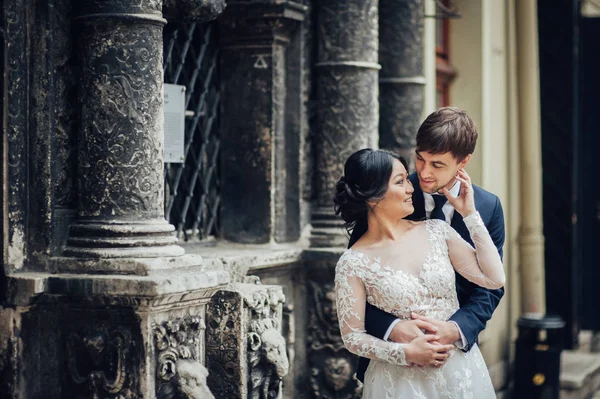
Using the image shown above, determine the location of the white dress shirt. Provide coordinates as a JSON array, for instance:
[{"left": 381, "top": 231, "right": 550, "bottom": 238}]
[{"left": 383, "top": 180, "right": 468, "bottom": 349}]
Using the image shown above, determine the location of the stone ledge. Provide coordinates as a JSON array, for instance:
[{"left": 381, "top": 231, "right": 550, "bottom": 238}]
[
  {"left": 48, "top": 253, "right": 216, "bottom": 276},
  {"left": 560, "top": 351, "right": 600, "bottom": 399},
  {"left": 182, "top": 241, "right": 306, "bottom": 281},
  {"left": 6, "top": 259, "right": 229, "bottom": 307}
]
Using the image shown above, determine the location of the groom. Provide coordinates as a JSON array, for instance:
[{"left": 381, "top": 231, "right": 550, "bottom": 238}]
[{"left": 349, "top": 107, "right": 506, "bottom": 382}]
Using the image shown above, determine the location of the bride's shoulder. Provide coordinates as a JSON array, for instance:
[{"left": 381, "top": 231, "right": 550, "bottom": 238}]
[
  {"left": 339, "top": 247, "right": 364, "bottom": 261},
  {"left": 423, "top": 218, "right": 447, "bottom": 229},
  {"left": 423, "top": 218, "right": 452, "bottom": 237},
  {"left": 337, "top": 248, "right": 368, "bottom": 270}
]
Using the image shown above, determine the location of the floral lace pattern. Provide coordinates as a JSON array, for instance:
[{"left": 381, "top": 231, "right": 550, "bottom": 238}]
[{"left": 334, "top": 212, "right": 502, "bottom": 398}]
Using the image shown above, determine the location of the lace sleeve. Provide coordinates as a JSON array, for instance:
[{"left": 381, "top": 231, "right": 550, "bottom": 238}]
[
  {"left": 445, "top": 212, "right": 506, "bottom": 289},
  {"left": 335, "top": 254, "right": 408, "bottom": 366}
]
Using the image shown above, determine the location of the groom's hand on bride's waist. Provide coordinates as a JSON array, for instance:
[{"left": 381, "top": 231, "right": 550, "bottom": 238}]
[
  {"left": 410, "top": 313, "right": 461, "bottom": 346},
  {"left": 404, "top": 335, "right": 454, "bottom": 367},
  {"left": 388, "top": 317, "right": 439, "bottom": 344}
]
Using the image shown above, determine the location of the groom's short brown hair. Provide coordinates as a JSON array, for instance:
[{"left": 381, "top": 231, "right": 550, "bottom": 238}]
[{"left": 416, "top": 107, "right": 478, "bottom": 162}]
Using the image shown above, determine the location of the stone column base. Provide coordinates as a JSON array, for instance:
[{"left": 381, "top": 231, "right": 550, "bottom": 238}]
[
  {"left": 1, "top": 259, "right": 229, "bottom": 398},
  {"left": 310, "top": 207, "right": 350, "bottom": 248}
]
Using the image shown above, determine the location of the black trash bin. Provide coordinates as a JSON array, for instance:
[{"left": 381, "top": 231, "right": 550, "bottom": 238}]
[{"left": 513, "top": 313, "right": 565, "bottom": 399}]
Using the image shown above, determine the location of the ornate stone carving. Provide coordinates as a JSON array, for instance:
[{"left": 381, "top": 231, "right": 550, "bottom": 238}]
[
  {"left": 248, "top": 318, "right": 289, "bottom": 399},
  {"left": 153, "top": 316, "right": 215, "bottom": 399},
  {"left": 307, "top": 281, "right": 361, "bottom": 398},
  {"left": 282, "top": 302, "right": 295, "bottom": 378},
  {"left": 379, "top": 0, "right": 423, "bottom": 78},
  {"left": 379, "top": 84, "right": 424, "bottom": 161},
  {"left": 206, "top": 290, "right": 244, "bottom": 398},
  {"left": 153, "top": 316, "right": 204, "bottom": 381},
  {"left": 78, "top": 0, "right": 163, "bottom": 14},
  {"left": 76, "top": 24, "right": 164, "bottom": 219},
  {"left": 307, "top": 281, "right": 343, "bottom": 349},
  {"left": 163, "top": 0, "right": 226, "bottom": 22},
  {"left": 53, "top": 0, "right": 79, "bottom": 209},
  {"left": 66, "top": 326, "right": 134, "bottom": 398},
  {"left": 64, "top": 0, "right": 185, "bottom": 260},
  {"left": 4, "top": 0, "right": 28, "bottom": 272},
  {"left": 313, "top": 69, "right": 380, "bottom": 208},
  {"left": 206, "top": 283, "right": 288, "bottom": 398},
  {"left": 316, "top": 0, "right": 378, "bottom": 64},
  {"left": 378, "top": 0, "right": 424, "bottom": 159},
  {"left": 157, "top": 359, "right": 214, "bottom": 399},
  {"left": 311, "top": 0, "right": 380, "bottom": 247}
]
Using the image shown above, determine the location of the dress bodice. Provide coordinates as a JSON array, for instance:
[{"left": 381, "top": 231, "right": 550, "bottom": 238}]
[
  {"left": 342, "top": 219, "right": 460, "bottom": 323},
  {"left": 334, "top": 212, "right": 504, "bottom": 368}
]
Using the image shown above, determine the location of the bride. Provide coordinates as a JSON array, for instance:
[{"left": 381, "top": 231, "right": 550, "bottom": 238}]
[{"left": 333, "top": 148, "right": 504, "bottom": 398}]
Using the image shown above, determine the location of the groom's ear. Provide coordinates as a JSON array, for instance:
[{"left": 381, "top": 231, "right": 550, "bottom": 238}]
[{"left": 458, "top": 153, "right": 472, "bottom": 168}]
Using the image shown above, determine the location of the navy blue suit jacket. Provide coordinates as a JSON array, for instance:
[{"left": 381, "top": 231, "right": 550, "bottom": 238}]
[{"left": 351, "top": 173, "right": 505, "bottom": 382}]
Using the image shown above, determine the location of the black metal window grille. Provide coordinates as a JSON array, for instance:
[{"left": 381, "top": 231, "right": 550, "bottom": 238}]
[{"left": 163, "top": 21, "right": 220, "bottom": 242}]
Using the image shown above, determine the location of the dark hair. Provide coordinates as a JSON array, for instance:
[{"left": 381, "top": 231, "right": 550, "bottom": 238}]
[
  {"left": 416, "top": 107, "right": 478, "bottom": 161},
  {"left": 333, "top": 148, "right": 408, "bottom": 247}
]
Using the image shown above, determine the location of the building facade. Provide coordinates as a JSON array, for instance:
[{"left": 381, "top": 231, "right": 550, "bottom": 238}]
[{"left": 1, "top": 0, "right": 598, "bottom": 398}]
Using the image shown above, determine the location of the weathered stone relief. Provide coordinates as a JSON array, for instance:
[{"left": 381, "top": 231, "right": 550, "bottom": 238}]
[
  {"left": 66, "top": 326, "right": 134, "bottom": 398},
  {"left": 162, "top": 0, "right": 227, "bottom": 22},
  {"left": 245, "top": 284, "right": 289, "bottom": 399},
  {"left": 282, "top": 302, "right": 295, "bottom": 380},
  {"left": 62, "top": 0, "right": 187, "bottom": 261},
  {"left": 378, "top": 0, "right": 424, "bottom": 160},
  {"left": 312, "top": 0, "right": 380, "bottom": 210},
  {"left": 206, "top": 290, "right": 244, "bottom": 398},
  {"left": 4, "top": 0, "right": 28, "bottom": 272},
  {"left": 206, "top": 282, "right": 289, "bottom": 398},
  {"left": 77, "top": 23, "right": 165, "bottom": 219},
  {"left": 307, "top": 281, "right": 362, "bottom": 398},
  {"left": 310, "top": 0, "right": 380, "bottom": 248},
  {"left": 248, "top": 318, "right": 289, "bottom": 399},
  {"left": 166, "top": 359, "right": 214, "bottom": 399},
  {"left": 218, "top": 1, "right": 306, "bottom": 243},
  {"left": 154, "top": 316, "right": 214, "bottom": 399}
]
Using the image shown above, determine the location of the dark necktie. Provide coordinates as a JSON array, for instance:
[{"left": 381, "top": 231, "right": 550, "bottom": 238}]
[{"left": 430, "top": 195, "right": 448, "bottom": 221}]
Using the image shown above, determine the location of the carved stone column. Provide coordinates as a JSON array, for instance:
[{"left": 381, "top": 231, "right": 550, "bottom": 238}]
[
  {"left": 206, "top": 282, "right": 289, "bottom": 399},
  {"left": 378, "top": 0, "right": 424, "bottom": 162},
  {"left": 219, "top": 1, "right": 307, "bottom": 244},
  {"left": 62, "top": 0, "right": 183, "bottom": 261},
  {"left": 310, "top": 0, "right": 380, "bottom": 247},
  {"left": 0, "top": 1, "right": 230, "bottom": 398}
]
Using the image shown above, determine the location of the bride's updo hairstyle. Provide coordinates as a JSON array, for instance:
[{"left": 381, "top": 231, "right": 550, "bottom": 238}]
[{"left": 333, "top": 148, "right": 408, "bottom": 245}]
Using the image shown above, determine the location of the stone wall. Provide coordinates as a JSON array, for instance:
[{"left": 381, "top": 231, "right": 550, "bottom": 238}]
[{"left": 0, "top": 0, "right": 430, "bottom": 397}]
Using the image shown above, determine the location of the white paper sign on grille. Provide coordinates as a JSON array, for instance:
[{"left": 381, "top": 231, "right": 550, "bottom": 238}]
[{"left": 164, "top": 83, "right": 186, "bottom": 163}]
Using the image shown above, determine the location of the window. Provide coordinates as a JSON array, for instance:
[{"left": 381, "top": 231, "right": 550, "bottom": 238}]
[{"left": 163, "top": 22, "right": 221, "bottom": 242}]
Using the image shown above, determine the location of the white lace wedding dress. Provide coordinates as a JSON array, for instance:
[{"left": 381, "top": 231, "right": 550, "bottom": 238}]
[{"left": 335, "top": 213, "right": 503, "bottom": 399}]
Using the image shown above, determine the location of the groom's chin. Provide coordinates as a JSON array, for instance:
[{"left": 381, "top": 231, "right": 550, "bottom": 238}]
[{"left": 419, "top": 183, "right": 436, "bottom": 194}]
